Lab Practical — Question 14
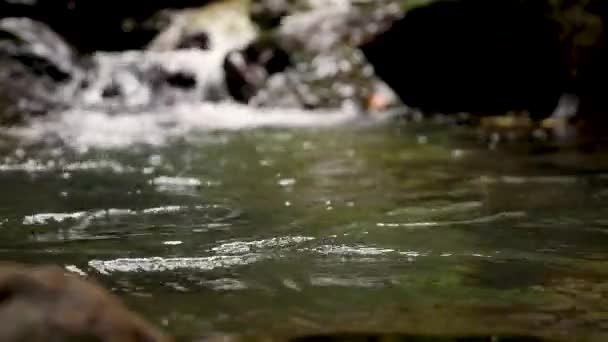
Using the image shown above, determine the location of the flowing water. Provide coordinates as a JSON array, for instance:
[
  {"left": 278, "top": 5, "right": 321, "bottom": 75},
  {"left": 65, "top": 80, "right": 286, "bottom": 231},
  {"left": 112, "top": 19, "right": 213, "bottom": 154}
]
[
  {"left": 2, "top": 2, "right": 608, "bottom": 340},
  {"left": 1, "top": 116, "right": 608, "bottom": 341}
]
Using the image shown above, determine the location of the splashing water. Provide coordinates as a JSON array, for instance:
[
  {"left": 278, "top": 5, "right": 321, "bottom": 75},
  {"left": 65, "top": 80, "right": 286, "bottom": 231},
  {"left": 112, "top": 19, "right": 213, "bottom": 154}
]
[{"left": 0, "top": 1, "right": 401, "bottom": 151}]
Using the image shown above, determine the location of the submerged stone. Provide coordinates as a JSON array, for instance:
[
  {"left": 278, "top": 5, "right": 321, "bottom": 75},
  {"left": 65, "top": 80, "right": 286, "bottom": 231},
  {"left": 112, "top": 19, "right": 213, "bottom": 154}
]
[{"left": 0, "top": 262, "right": 171, "bottom": 342}]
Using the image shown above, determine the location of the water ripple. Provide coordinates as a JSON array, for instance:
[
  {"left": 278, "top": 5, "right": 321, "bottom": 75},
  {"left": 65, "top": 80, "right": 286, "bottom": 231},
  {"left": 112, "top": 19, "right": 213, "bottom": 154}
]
[
  {"left": 0, "top": 159, "right": 135, "bottom": 173},
  {"left": 88, "top": 254, "right": 262, "bottom": 274},
  {"left": 309, "top": 276, "right": 394, "bottom": 288},
  {"left": 304, "top": 245, "right": 395, "bottom": 256},
  {"left": 385, "top": 201, "right": 483, "bottom": 217},
  {"left": 23, "top": 211, "right": 89, "bottom": 225},
  {"left": 200, "top": 278, "right": 248, "bottom": 291},
  {"left": 377, "top": 211, "right": 527, "bottom": 228},
  {"left": 141, "top": 206, "right": 185, "bottom": 215},
  {"left": 211, "top": 236, "right": 316, "bottom": 255},
  {"left": 475, "top": 175, "right": 580, "bottom": 185},
  {"left": 22, "top": 205, "right": 235, "bottom": 226}
]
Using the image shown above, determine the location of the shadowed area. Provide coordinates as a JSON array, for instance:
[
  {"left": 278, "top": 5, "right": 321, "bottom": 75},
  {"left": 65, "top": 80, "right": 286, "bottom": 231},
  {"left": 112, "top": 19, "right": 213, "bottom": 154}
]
[
  {"left": 0, "top": 0, "right": 212, "bottom": 52},
  {"left": 361, "top": 0, "right": 566, "bottom": 118}
]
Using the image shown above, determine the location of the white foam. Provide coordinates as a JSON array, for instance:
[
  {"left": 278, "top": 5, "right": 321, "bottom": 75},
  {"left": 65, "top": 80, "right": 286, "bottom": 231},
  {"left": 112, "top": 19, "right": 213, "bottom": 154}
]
[
  {"left": 21, "top": 205, "right": 212, "bottom": 225},
  {"left": 163, "top": 241, "right": 184, "bottom": 246},
  {"left": 211, "top": 236, "right": 315, "bottom": 255},
  {"left": 8, "top": 103, "right": 358, "bottom": 151},
  {"left": 141, "top": 206, "right": 185, "bottom": 214},
  {"left": 23, "top": 212, "right": 88, "bottom": 225},
  {"left": 88, "top": 254, "right": 261, "bottom": 274},
  {"left": 64, "top": 265, "right": 87, "bottom": 277},
  {"left": 151, "top": 176, "right": 202, "bottom": 187},
  {"left": 306, "top": 245, "right": 395, "bottom": 256}
]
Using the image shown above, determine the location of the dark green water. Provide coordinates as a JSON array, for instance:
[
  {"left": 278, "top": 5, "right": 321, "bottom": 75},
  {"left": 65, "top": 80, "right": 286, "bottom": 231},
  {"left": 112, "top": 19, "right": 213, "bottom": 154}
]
[{"left": 1, "top": 123, "right": 608, "bottom": 341}]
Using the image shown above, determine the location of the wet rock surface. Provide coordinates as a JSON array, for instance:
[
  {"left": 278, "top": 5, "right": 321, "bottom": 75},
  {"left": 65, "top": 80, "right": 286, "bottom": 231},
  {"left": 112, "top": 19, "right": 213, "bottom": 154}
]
[
  {"left": 360, "top": 0, "right": 565, "bottom": 118},
  {"left": 239, "top": 0, "right": 404, "bottom": 111},
  {"left": 359, "top": 0, "right": 608, "bottom": 122},
  {"left": 0, "top": 262, "right": 171, "bottom": 342}
]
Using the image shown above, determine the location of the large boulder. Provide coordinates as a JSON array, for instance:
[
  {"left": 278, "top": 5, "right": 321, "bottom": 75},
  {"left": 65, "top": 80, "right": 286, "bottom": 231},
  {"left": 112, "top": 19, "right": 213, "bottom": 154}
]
[
  {"left": 0, "top": 18, "right": 76, "bottom": 124},
  {"left": 0, "top": 262, "right": 171, "bottom": 342},
  {"left": 359, "top": 0, "right": 608, "bottom": 121},
  {"left": 360, "top": 0, "right": 565, "bottom": 119}
]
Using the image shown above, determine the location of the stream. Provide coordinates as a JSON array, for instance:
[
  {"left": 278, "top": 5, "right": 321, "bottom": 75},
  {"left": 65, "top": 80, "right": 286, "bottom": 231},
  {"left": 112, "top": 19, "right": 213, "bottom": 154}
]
[
  {"left": 2, "top": 1, "right": 608, "bottom": 340},
  {"left": 1, "top": 121, "right": 608, "bottom": 341}
]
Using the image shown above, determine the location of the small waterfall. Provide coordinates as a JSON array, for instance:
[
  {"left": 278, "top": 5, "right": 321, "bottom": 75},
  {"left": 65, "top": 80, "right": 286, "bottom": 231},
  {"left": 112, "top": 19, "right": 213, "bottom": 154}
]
[{"left": 0, "top": 0, "right": 401, "bottom": 150}]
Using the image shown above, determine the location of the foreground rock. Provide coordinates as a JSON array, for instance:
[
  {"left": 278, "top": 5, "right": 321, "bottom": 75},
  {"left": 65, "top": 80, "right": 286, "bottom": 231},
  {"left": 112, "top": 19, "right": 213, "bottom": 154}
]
[{"left": 0, "top": 262, "right": 171, "bottom": 342}]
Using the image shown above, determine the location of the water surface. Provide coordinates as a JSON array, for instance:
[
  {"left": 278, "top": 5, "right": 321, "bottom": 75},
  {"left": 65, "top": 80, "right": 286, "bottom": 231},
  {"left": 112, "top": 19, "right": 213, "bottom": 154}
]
[{"left": 1, "top": 121, "right": 608, "bottom": 341}]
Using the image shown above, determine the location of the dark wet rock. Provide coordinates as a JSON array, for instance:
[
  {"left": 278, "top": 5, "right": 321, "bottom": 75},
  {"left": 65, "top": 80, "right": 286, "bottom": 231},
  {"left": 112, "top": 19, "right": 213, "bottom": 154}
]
[
  {"left": 360, "top": 0, "right": 565, "bottom": 119},
  {"left": 354, "top": 0, "right": 608, "bottom": 122},
  {"left": 250, "top": 0, "right": 608, "bottom": 122},
  {"left": 0, "top": 17, "right": 80, "bottom": 123},
  {"left": 11, "top": 53, "right": 72, "bottom": 82},
  {"left": 0, "top": 17, "right": 78, "bottom": 82},
  {"left": 177, "top": 31, "right": 211, "bottom": 50},
  {"left": 224, "top": 39, "right": 292, "bottom": 103},
  {"left": 101, "top": 82, "right": 123, "bottom": 99},
  {"left": 250, "top": 0, "right": 292, "bottom": 30},
  {"left": 246, "top": 47, "right": 394, "bottom": 111},
  {"left": 164, "top": 70, "right": 198, "bottom": 89},
  {"left": 0, "top": 262, "right": 171, "bottom": 342},
  {"left": 228, "top": 1, "right": 403, "bottom": 110}
]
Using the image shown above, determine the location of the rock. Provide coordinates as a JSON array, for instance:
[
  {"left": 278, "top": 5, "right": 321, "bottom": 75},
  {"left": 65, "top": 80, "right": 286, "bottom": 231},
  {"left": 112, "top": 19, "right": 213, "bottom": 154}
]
[
  {"left": 236, "top": 0, "right": 402, "bottom": 110},
  {"left": 360, "top": 0, "right": 565, "bottom": 119},
  {"left": 250, "top": 0, "right": 292, "bottom": 30},
  {"left": 0, "top": 2, "right": 260, "bottom": 119},
  {"left": 0, "top": 262, "right": 171, "bottom": 342},
  {"left": 224, "top": 38, "right": 291, "bottom": 103},
  {"left": 0, "top": 17, "right": 77, "bottom": 82},
  {"left": 177, "top": 31, "right": 211, "bottom": 50},
  {"left": 356, "top": 0, "right": 608, "bottom": 123},
  {"left": 0, "top": 18, "right": 76, "bottom": 124},
  {"left": 164, "top": 70, "right": 197, "bottom": 89},
  {"left": 274, "top": 0, "right": 402, "bottom": 53},
  {"left": 147, "top": 1, "right": 257, "bottom": 53}
]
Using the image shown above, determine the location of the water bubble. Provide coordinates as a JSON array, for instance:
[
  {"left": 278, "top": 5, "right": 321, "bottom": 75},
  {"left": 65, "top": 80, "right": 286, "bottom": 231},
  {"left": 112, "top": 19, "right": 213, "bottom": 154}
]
[
  {"left": 278, "top": 178, "right": 296, "bottom": 187},
  {"left": 149, "top": 155, "right": 163, "bottom": 166},
  {"left": 163, "top": 241, "right": 184, "bottom": 246}
]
